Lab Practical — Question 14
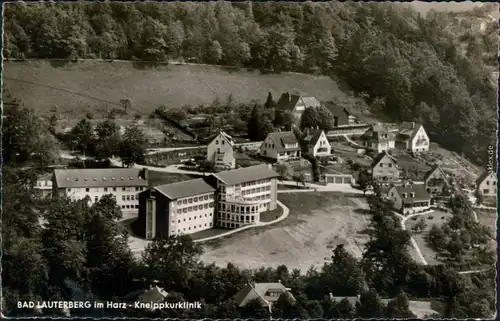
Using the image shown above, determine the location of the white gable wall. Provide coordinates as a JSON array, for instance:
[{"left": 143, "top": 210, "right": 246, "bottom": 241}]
[{"left": 410, "top": 126, "right": 430, "bottom": 153}]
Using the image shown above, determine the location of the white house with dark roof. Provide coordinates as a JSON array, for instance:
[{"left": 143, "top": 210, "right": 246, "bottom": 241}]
[
  {"left": 206, "top": 131, "right": 236, "bottom": 170},
  {"left": 302, "top": 128, "right": 331, "bottom": 157},
  {"left": 395, "top": 122, "right": 430, "bottom": 153},
  {"left": 276, "top": 92, "right": 321, "bottom": 120},
  {"left": 52, "top": 168, "right": 149, "bottom": 214},
  {"left": 233, "top": 282, "right": 296, "bottom": 313},
  {"left": 371, "top": 151, "right": 400, "bottom": 182},
  {"left": 476, "top": 170, "right": 497, "bottom": 198},
  {"left": 138, "top": 164, "right": 279, "bottom": 238},
  {"left": 260, "top": 131, "right": 301, "bottom": 162},
  {"left": 388, "top": 182, "right": 431, "bottom": 215}
]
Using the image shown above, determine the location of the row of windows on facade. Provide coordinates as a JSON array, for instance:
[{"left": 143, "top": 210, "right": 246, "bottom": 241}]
[
  {"left": 176, "top": 203, "right": 214, "bottom": 214},
  {"left": 220, "top": 179, "right": 271, "bottom": 191},
  {"left": 240, "top": 185, "right": 272, "bottom": 195},
  {"left": 379, "top": 163, "right": 394, "bottom": 168},
  {"left": 67, "top": 186, "right": 145, "bottom": 193},
  {"left": 173, "top": 222, "right": 213, "bottom": 235},
  {"left": 218, "top": 213, "right": 257, "bottom": 222},
  {"left": 122, "top": 204, "right": 139, "bottom": 209},
  {"left": 483, "top": 188, "right": 496, "bottom": 194},
  {"left": 220, "top": 193, "right": 271, "bottom": 202},
  {"left": 176, "top": 194, "right": 214, "bottom": 206},
  {"left": 218, "top": 202, "right": 265, "bottom": 213},
  {"left": 175, "top": 212, "right": 213, "bottom": 223}
]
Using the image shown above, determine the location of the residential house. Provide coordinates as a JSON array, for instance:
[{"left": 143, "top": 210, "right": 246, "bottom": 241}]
[
  {"left": 260, "top": 131, "right": 301, "bottom": 163},
  {"left": 52, "top": 168, "right": 149, "bottom": 214},
  {"left": 326, "top": 105, "right": 357, "bottom": 127},
  {"left": 137, "top": 178, "right": 216, "bottom": 239},
  {"left": 388, "top": 182, "right": 431, "bottom": 215},
  {"left": 138, "top": 164, "right": 279, "bottom": 239},
  {"left": 424, "top": 165, "right": 449, "bottom": 196},
  {"left": 276, "top": 92, "right": 321, "bottom": 120},
  {"left": 371, "top": 151, "right": 400, "bottom": 182},
  {"left": 206, "top": 131, "right": 236, "bottom": 170},
  {"left": 233, "top": 282, "right": 296, "bottom": 313},
  {"left": 395, "top": 122, "right": 430, "bottom": 153},
  {"left": 476, "top": 170, "right": 497, "bottom": 198},
  {"left": 35, "top": 173, "right": 54, "bottom": 197},
  {"left": 302, "top": 128, "right": 331, "bottom": 157},
  {"left": 361, "top": 124, "right": 396, "bottom": 153}
]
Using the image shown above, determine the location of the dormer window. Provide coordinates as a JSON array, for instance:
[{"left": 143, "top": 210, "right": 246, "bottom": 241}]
[
  {"left": 103, "top": 177, "right": 106, "bottom": 181},
  {"left": 93, "top": 177, "right": 97, "bottom": 181},
  {"left": 66, "top": 177, "right": 70, "bottom": 181},
  {"left": 111, "top": 177, "right": 115, "bottom": 180},
  {"left": 129, "top": 176, "right": 133, "bottom": 180},
  {"left": 84, "top": 177, "right": 88, "bottom": 181},
  {"left": 75, "top": 177, "right": 79, "bottom": 181},
  {"left": 121, "top": 177, "right": 124, "bottom": 180}
]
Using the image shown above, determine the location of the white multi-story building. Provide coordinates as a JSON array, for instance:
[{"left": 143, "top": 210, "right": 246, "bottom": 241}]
[
  {"left": 52, "top": 168, "right": 149, "bottom": 214},
  {"left": 138, "top": 164, "right": 279, "bottom": 239},
  {"left": 210, "top": 164, "right": 279, "bottom": 229},
  {"left": 206, "top": 131, "right": 236, "bottom": 170}
]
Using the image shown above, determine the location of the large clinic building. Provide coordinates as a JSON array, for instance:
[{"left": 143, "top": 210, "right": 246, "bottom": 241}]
[
  {"left": 52, "top": 168, "right": 149, "bottom": 213},
  {"left": 137, "top": 164, "right": 279, "bottom": 239}
]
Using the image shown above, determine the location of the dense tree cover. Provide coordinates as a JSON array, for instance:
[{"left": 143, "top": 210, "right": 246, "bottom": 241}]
[
  {"left": 63, "top": 116, "right": 147, "bottom": 167},
  {"left": 426, "top": 193, "right": 495, "bottom": 266},
  {"left": 5, "top": 2, "right": 495, "bottom": 165},
  {"left": 2, "top": 88, "right": 59, "bottom": 167}
]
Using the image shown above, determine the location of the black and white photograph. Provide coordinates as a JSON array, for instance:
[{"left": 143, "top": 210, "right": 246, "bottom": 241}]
[{"left": 2, "top": 1, "right": 498, "bottom": 319}]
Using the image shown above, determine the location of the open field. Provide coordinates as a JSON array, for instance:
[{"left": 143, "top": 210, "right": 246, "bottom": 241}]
[
  {"left": 4, "top": 60, "right": 348, "bottom": 118},
  {"left": 405, "top": 210, "right": 453, "bottom": 265},
  {"left": 199, "top": 192, "right": 371, "bottom": 271}
]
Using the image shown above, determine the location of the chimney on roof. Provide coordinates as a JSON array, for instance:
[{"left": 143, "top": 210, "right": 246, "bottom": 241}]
[
  {"left": 278, "top": 279, "right": 281, "bottom": 283},
  {"left": 316, "top": 126, "right": 319, "bottom": 130},
  {"left": 411, "top": 122, "right": 415, "bottom": 129},
  {"left": 329, "top": 293, "right": 334, "bottom": 300}
]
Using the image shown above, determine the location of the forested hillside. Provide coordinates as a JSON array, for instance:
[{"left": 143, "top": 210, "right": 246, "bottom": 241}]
[{"left": 4, "top": 2, "right": 497, "bottom": 165}]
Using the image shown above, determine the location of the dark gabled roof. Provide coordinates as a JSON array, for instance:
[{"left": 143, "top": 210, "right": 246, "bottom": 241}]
[
  {"left": 476, "top": 170, "right": 496, "bottom": 185},
  {"left": 267, "top": 131, "right": 300, "bottom": 153},
  {"left": 233, "top": 283, "right": 295, "bottom": 307},
  {"left": 326, "top": 104, "right": 351, "bottom": 117},
  {"left": 392, "top": 183, "right": 431, "bottom": 203},
  {"left": 211, "top": 164, "right": 278, "bottom": 186},
  {"left": 424, "top": 164, "right": 446, "bottom": 182},
  {"left": 303, "top": 129, "right": 325, "bottom": 147},
  {"left": 371, "top": 151, "right": 398, "bottom": 168},
  {"left": 398, "top": 122, "right": 423, "bottom": 142},
  {"left": 276, "top": 92, "right": 320, "bottom": 111},
  {"left": 154, "top": 178, "right": 216, "bottom": 200},
  {"left": 207, "top": 131, "right": 234, "bottom": 147},
  {"left": 37, "top": 173, "right": 53, "bottom": 181},
  {"left": 53, "top": 168, "right": 149, "bottom": 188}
]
